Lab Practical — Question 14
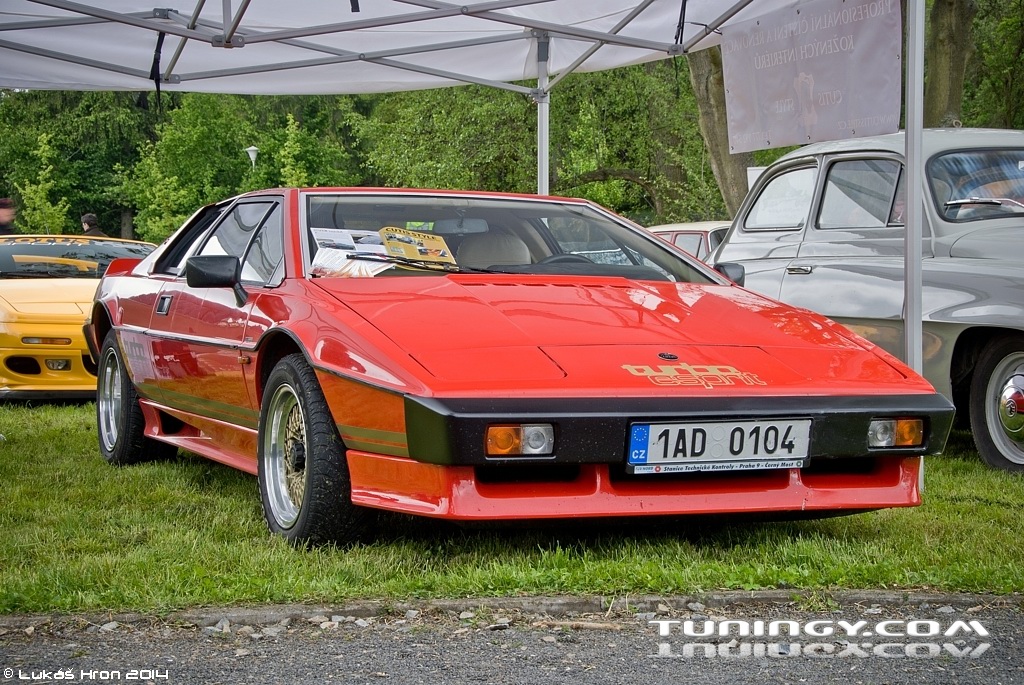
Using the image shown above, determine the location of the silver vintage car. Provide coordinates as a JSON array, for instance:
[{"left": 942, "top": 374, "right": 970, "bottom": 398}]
[{"left": 710, "top": 128, "right": 1024, "bottom": 471}]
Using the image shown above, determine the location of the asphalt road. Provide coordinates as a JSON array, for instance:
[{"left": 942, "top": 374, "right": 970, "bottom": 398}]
[{"left": 2, "top": 592, "right": 1021, "bottom": 685}]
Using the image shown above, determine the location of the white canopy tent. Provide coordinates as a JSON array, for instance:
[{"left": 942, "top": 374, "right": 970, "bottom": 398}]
[{"left": 0, "top": 0, "right": 926, "bottom": 372}]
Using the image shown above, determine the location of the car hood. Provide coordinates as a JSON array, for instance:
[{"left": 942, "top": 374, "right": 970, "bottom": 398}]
[
  {"left": 314, "top": 275, "right": 927, "bottom": 396},
  {"left": 949, "top": 225, "right": 1024, "bottom": 259},
  {"left": 0, "top": 279, "right": 97, "bottom": 320}
]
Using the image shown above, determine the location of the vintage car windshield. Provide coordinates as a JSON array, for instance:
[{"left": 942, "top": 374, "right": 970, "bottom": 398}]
[
  {"left": 929, "top": 148, "right": 1024, "bottom": 223},
  {"left": 0, "top": 236, "right": 153, "bottom": 279},
  {"left": 305, "top": 194, "right": 714, "bottom": 284}
]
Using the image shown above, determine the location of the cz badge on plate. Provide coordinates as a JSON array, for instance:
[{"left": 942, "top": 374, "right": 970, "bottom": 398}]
[{"left": 628, "top": 419, "right": 811, "bottom": 473}]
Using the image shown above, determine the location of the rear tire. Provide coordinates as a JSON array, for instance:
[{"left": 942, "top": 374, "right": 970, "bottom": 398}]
[
  {"left": 257, "top": 353, "right": 373, "bottom": 546},
  {"left": 969, "top": 334, "right": 1024, "bottom": 472},
  {"left": 96, "top": 330, "right": 177, "bottom": 465}
]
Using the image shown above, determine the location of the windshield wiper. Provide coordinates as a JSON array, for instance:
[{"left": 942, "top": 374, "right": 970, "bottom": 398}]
[
  {"left": 945, "top": 197, "right": 1024, "bottom": 212},
  {"left": 344, "top": 252, "right": 513, "bottom": 274}
]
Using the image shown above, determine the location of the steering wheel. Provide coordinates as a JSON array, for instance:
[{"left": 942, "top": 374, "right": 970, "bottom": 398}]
[{"left": 537, "top": 253, "right": 593, "bottom": 264}]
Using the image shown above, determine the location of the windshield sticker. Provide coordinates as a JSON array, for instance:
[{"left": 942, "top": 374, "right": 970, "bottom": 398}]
[
  {"left": 1, "top": 236, "right": 98, "bottom": 245},
  {"left": 623, "top": 362, "right": 767, "bottom": 388},
  {"left": 380, "top": 227, "right": 455, "bottom": 264}
]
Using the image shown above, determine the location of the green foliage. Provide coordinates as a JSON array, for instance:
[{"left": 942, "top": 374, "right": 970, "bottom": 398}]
[
  {"left": 14, "top": 133, "right": 71, "bottom": 234},
  {"left": 962, "top": 0, "right": 1024, "bottom": 128},
  {"left": 278, "top": 114, "right": 310, "bottom": 188},
  {"left": 360, "top": 85, "right": 537, "bottom": 192},
  {"left": 0, "top": 91, "right": 165, "bottom": 235}
]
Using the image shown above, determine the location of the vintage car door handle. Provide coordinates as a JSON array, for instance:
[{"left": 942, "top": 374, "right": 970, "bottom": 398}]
[{"left": 786, "top": 265, "right": 814, "bottom": 275}]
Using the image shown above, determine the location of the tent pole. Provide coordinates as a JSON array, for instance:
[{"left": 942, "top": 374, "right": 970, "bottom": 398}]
[
  {"left": 904, "top": 0, "right": 924, "bottom": 374},
  {"left": 535, "top": 33, "right": 550, "bottom": 195},
  {"left": 905, "top": 0, "right": 926, "bottom": 492}
]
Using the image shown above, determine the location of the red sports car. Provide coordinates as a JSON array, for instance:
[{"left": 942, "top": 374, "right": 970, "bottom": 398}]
[{"left": 86, "top": 188, "right": 954, "bottom": 545}]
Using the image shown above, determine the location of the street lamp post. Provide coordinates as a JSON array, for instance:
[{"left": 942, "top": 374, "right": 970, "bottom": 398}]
[{"left": 245, "top": 145, "right": 259, "bottom": 171}]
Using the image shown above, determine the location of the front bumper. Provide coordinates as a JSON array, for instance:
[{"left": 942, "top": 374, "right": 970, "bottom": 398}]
[
  {"left": 0, "top": 323, "right": 98, "bottom": 399},
  {"left": 341, "top": 391, "right": 952, "bottom": 519},
  {"left": 403, "top": 393, "right": 956, "bottom": 465},
  {"left": 347, "top": 452, "right": 924, "bottom": 519}
]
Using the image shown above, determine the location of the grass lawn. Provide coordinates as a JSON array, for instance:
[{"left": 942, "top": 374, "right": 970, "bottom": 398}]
[{"left": 1, "top": 402, "right": 1022, "bottom": 615}]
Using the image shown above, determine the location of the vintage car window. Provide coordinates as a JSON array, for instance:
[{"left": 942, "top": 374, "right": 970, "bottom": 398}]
[
  {"left": 888, "top": 169, "right": 907, "bottom": 225},
  {"left": 304, "top": 194, "right": 713, "bottom": 284},
  {"left": 744, "top": 167, "right": 816, "bottom": 230},
  {"left": 929, "top": 149, "right": 1024, "bottom": 222},
  {"left": 0, "top": 236, "right": 153, "bottom": 280},
  {"left": 154, "top": 203, "right": 227, "bottom": 275},
  {"left": 671, "top": 233, "right": 704, "bottom": 257},
  {"left": 818, "top": 159, "right": 900, "bottom": 229},
  {"left": 240, "top": 204, "right": 284, "bottom": 285},
  {"left": 197, "top": 201, "right": 278, "bottom": 284}
]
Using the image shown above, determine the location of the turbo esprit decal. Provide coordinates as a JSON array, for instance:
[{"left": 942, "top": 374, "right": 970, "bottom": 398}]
[{"left": 622, "top": 363, "right": 767, "bottom": 388}]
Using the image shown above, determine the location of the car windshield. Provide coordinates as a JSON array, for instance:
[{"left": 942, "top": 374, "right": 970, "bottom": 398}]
[
  {"left": 929, "top": 148, "right": 1024, "bottom": 222},
  {"left": 0, "top": 236, "right": 153, "bottom": 279},
  {"left": 304, "top": 194, "right": 715, "bottom": 284}
]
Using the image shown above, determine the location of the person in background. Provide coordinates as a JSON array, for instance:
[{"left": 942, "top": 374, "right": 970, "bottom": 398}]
[
  {"left": 81, "top": 213, "right": 106, "bottom": 237},
  {"left": 0, "top": 198, "right": 16, "bottom": 235}
]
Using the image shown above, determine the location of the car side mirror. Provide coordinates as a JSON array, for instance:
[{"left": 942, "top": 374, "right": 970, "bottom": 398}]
[
  {"left": 185, "top": 255, "right": 248, "bottom": 306},
  {"left": 714, "top": 262, "right": 745, "bottom": 287}
]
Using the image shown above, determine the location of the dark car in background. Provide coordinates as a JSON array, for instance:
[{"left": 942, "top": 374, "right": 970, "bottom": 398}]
[{"left": 710, "top": 128, "right": 1024, "bottom": 471}]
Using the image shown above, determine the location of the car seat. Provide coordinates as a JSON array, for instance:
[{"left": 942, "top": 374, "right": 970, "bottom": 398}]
[{"left": 456, "top": 229, "right": 531, "bottom": 268}]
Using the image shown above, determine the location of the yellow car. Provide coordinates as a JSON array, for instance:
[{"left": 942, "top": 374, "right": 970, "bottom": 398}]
[{"left": 0, "top": 235, "right": 154, "bottom": 399}]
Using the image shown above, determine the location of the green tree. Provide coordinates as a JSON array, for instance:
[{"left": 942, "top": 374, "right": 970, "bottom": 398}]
[
  {"left": 962, "top": 0, "right": 1024, "bottom": 128},
  {"left": 0, "top": 90, "right": 168, "bottom": 237},
  {"left": 359, "top": 86, "right": 536, "bottom": 192},
  {"left": 14, "top": 133, "right": 71, "bottom": 234}
]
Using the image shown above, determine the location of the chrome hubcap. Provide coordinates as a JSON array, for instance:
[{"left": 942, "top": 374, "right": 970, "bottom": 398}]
[
  {"left": 998, "top": 373, "right": 1024, "bottom": 445},
  {"left": 987, "top": 353, "right": 1024, "bottom": 464},
  {"left": 264, "top": 383, "right": 307, "bottom": 529},
  {"left": 97, "top": 348, "right": 121, "bottom": 452}
]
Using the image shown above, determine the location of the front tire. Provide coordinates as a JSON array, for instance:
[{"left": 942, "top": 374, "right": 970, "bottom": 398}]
[
  {"left": 96, "top": 330, "right": 177, "bottom": 465},
  {"left": 258, "top": 353, "right": 373, "bottom": 546},
  {"left": 969, "top": 334, "right": 1024, "bottom": 472}
]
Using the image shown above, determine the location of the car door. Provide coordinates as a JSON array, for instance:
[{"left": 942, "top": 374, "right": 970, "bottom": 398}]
[
  {"left": 179, "top": 199, "right": 284, "bottom": 426},
  {"left": 139, "top": 199, "right": 283, "bottom": 443},
  {"left": 712, "top": 162, "right": 818, "bottom": 299},
  {"left": 119, "top": 204, "right": 226, "bottom": 404},
  {"left": 778, "top": 154, "right": 934, "bottom": 358}
]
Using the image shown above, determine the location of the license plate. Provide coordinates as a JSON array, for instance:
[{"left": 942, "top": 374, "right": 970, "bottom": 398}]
[{"left": 628, "top": 419, "right": 811, "bottom": 473}]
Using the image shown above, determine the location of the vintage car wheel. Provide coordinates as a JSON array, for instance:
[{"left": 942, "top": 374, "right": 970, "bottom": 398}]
[
  {"left": 96, "top": 330, "right": 176, "bottom": 465},
  {"left": 970, "top": 335, "right": 1024, "bottom": 472},
  {"left": 258, "top": 354, "right": 372, "bottom": 546}
]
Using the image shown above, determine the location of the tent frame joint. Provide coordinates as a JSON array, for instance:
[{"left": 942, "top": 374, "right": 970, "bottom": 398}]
[{"left": 212, "top": 34, "right": 245, "bottom": 48}]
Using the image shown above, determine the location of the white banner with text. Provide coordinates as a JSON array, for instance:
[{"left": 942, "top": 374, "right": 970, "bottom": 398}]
[{"left": 721, "top": 0, "right": 902, "bottom": 153}]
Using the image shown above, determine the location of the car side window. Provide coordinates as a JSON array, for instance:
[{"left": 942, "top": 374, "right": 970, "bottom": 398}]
[
  {"left": 818, "top": 159, "right": 900, "bottom": 229},
  {"left": 241, "top": 204, "right": 284, "bottom": 285},
  {"left": 744, "top": 167, "right": 816, "bottom": 230},
  {"left": 198, "top": 201, "right": 281, "bottom": 284},
  {"left": 153, "top": 204, "right": 227, "bottom": 275},
  {"left": 671, "top": 232, "right": 704, "bottom": 257}
]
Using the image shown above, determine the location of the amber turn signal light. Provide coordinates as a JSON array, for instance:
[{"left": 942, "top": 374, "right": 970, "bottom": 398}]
[{"left": 868, "top": 418, "right": 924, "bottom": 448}]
